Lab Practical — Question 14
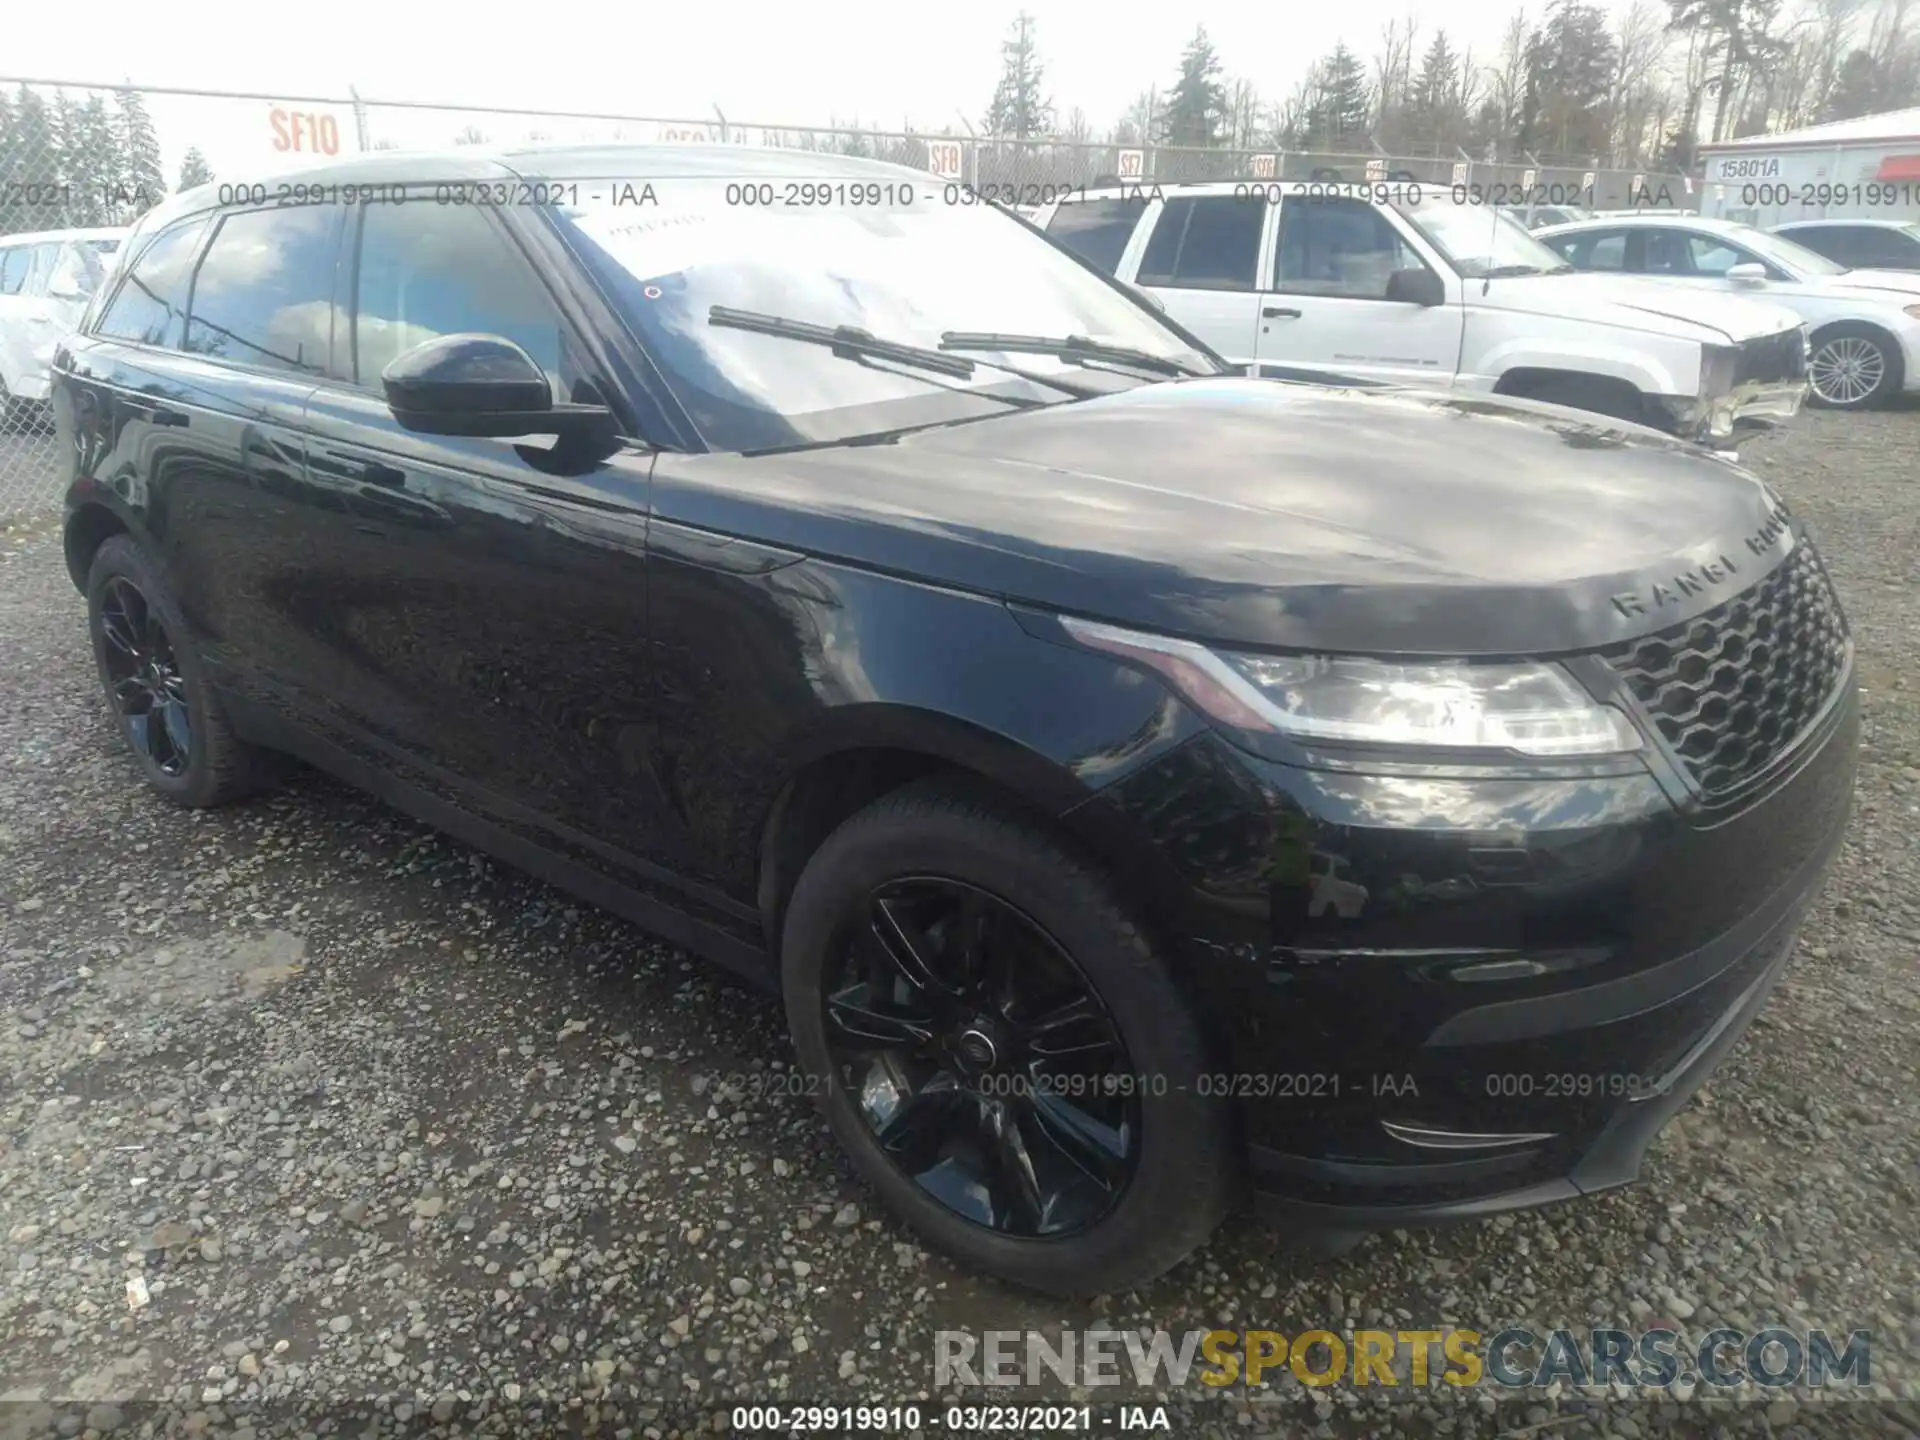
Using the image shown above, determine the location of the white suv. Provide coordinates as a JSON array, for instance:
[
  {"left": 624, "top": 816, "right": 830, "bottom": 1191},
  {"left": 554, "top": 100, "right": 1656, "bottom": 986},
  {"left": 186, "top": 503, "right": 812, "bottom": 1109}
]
[
  {"left": 1537, "top": 213, "right": 1920, "bottom": 409},
  {"left": 0, "top": 226, "right": 127, "bottom": 428},
  {"left": 1030, "top": 183, "right": 1809, "bottom": 443}
]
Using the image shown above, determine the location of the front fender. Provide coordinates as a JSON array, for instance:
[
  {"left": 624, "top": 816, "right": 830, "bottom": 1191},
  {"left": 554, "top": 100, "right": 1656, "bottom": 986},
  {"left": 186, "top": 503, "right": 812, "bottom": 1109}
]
[{"left": 1477, "top": 336, "right": 1699, "bottom": 399}]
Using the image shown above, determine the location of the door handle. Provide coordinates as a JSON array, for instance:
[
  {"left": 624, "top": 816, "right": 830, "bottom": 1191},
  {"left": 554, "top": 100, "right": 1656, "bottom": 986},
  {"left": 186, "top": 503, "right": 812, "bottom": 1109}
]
[{"left": 1262, "top": 305, "right": 1303, "bottom": 319}]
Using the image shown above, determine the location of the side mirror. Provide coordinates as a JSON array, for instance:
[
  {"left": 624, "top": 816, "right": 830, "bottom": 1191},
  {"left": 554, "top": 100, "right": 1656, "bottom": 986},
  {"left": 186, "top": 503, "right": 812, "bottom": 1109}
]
[
  {"left": 1725, "top": 262, "right": 1767, "bottom": 284},
  {"left": 1129, "top": 283, "right": 1167, "bottom": 314},
  {"left": 1385, "top": 267, "right": 1446, "bottom": 307},
  {"left": 382, "top": 333, "right": 611, "bottom": 439},
  {"left": 49, "top": 283, "right": 88, "bottom": 303}
]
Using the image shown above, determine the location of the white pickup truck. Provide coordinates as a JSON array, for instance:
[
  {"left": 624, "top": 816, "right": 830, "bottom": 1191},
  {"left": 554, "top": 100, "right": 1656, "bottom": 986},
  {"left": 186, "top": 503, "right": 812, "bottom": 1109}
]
[{"left": 1028, "top": 182, "right": 1810, "bottom": 443}]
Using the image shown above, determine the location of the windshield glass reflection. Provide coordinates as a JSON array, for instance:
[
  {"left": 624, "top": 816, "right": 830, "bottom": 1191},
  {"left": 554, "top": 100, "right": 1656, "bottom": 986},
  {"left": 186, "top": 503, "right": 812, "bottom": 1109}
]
[{"left": 555, "top": 188, "right": 1216, "bottom": 451}]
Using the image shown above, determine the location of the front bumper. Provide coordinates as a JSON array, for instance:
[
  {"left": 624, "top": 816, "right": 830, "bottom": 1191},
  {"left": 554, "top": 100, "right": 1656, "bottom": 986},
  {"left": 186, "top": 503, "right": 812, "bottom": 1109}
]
[{"left": 1074, "top": 653, "right": 1858, "bottom": 1232}]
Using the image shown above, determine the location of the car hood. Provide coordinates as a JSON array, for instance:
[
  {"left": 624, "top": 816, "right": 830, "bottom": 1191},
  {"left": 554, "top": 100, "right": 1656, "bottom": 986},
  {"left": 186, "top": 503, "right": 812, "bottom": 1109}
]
[
  {"left": 652, "top": 378, "right": 1798, "bottom": 657},
  {"left": 1478, "top": 273, "right": 1803, "bottom": 343},
  {"left": 1814, "top": 267, "right": 1920, "bottom": 301}
]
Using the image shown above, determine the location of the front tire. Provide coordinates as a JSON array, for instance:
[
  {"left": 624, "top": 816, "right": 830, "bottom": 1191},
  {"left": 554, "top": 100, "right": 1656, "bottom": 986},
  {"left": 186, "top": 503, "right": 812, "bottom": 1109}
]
[
  {"left": 781, "top": 782, "right": 1235, "bottom": 1296},
  {"left": 86, "top": 535, "right": 279, "bottom": 808},
  {"left": 1807, "top": 324, "right": 1901, "bottom": 409}
]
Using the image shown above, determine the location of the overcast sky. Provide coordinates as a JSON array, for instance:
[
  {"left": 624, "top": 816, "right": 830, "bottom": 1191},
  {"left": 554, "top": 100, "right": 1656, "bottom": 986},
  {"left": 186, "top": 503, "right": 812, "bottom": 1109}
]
[{"left": 7, "top": 0, "right": 1645, "bottom": 181}]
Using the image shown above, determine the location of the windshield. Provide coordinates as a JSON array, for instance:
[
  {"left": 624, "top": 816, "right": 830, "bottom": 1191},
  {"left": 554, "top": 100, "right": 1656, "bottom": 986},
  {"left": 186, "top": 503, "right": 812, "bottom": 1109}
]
[
  {"left": 1720, "top": 223, "right": 1849, "bottom": 278},
  {"left": 555, "top": 185, "right": 1217, "bottom": 451},
  {"left": 1392, "top": 194, "right": 1572, "bottom": 277}
]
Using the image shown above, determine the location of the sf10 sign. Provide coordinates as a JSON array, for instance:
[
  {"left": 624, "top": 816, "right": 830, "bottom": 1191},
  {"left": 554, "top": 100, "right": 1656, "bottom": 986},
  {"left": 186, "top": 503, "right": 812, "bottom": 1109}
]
[
  {"left": 1249, "top": 153, "right": 1276, "bottom": 179},
  {"left": 270, "top": 106, "right": 345, "bottom": 156},
  {"left": 1364, "top": 158, "right": 1387, "bottom": 181},
  {"left": 1451, "top": 162, "right": 1469, "bottom": 185},
  {"left": 1116, "top": 149, "right": 1145, "bottom": 179},
  {"left": 925, "top": 139, "right": 964, "bottom": 180}
]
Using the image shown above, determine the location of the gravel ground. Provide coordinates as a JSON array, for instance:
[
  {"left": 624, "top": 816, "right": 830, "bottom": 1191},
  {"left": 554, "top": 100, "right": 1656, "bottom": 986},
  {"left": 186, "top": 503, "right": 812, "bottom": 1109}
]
[{"left": 2, "top": 407, "right": 1917, "bottom": 1440}]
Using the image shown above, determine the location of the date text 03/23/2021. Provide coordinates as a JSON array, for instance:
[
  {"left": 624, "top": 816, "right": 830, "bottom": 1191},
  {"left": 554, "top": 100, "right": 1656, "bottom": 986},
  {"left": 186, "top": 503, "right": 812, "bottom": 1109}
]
[{"left": 730, "top": 1404, "right": 1170, "bottom": 1432}]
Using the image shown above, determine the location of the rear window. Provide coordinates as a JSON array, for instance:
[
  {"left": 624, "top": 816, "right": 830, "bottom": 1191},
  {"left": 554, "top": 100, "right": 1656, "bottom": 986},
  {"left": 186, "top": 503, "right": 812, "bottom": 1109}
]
[
  {"left": 1136, "top": 196, "right": 1262, "bottom": 291},
  {"left": 1044, "top": 196, "right": 1148, "bottom": 275}
]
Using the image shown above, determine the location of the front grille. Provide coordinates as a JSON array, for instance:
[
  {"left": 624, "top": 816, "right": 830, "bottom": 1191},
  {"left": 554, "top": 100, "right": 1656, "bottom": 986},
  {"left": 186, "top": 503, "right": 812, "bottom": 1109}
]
[
  {"left": 1598, "top": 543, "right": 1849, "bottom": 797},
  {"left": 1733, "top": 327, "right": 1809, "bottom": 386}
]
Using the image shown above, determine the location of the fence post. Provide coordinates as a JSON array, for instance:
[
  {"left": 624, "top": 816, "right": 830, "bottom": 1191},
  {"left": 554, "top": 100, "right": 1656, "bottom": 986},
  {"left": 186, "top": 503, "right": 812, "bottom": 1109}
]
[{"left": 349, "top": 85, "right": 369, "bottom": 153}]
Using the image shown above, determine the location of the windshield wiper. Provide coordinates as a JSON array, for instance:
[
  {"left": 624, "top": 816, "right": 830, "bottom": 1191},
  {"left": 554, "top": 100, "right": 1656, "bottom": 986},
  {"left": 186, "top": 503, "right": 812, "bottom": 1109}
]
[
  {"left": 709, "top": 307, "right": 1106, "bottom": 400},
  {"left": 938, "top": 331, "right": 1200, "bottom": 378},
  {"left": 711, "top": 306, "right": 976, "bottom": 378}
]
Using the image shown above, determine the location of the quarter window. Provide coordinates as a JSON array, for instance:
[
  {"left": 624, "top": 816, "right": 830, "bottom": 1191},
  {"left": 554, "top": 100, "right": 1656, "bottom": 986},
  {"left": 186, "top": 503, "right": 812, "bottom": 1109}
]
[
  {"left": 1044, "top": 196, "right": 1149, "bottom": 275},
  {"left": 1274, "top": 198, "right": 1424, "bottom": 298},
  {"left": 93, "top": 216, "right": 213, "bottom": 348},
  {"left": 1137, "top": 197, "right": 1262, "bottom": 291},
  {"left": 184, "top": 206, "right": 338, "bottom": 376},
  {"left": 0, "top": 246, "right": 28, "bottom": 296},
  {"left": 352, "top": 202, "right": 567, "bottom": 388}
]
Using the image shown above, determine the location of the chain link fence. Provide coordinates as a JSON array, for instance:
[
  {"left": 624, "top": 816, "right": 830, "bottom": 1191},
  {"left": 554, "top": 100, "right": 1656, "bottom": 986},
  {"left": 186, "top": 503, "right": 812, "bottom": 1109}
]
[{"left": 0, "top": 77, "right": 1694, "bottom": 527}]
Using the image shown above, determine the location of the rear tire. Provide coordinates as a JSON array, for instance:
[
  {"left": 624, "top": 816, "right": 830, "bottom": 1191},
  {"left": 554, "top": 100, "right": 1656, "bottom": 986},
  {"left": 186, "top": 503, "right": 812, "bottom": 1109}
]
[
  {"left": 86, "top": 535, "right": 281, "bottom": 808},
  {"left": 781, "top": 781, "right": 1236, "bottom": 1296},
  {"left": 1807, "top": 323, "right": 1901, "bottom": 409}
]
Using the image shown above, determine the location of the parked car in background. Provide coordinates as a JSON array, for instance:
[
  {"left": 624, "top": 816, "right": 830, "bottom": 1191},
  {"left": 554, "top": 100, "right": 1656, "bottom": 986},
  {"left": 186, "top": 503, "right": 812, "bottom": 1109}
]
[
  {"left": 1031, "top": 182, "right": 1808, "bottom": 442},
  {"left": 0, "top": 226, "right": 127, "bottom": 428},
  {"left": 1504, "top": 203, "right": 1593, "bottom": 230},
  {"left": 1536, "top": 214, "right": 1920, "bottom": 410},
  {"left": 53, "top": 144, "right": 1858, "bottom": 1296},
  {"left": 1770, "top": 218, "right": 1920, "bottom": 273}
]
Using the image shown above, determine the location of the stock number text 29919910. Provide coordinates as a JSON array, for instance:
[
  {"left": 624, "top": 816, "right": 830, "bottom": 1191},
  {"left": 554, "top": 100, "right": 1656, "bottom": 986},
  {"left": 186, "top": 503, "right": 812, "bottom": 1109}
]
[{"left": 1742, "top": 182, "right": 1920, "bottom": 208}]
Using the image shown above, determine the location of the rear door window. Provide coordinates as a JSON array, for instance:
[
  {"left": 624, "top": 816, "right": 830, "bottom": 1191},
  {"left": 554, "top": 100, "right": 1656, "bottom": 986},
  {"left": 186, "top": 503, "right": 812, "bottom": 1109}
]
[
  {"left": 93, "top": 216, "right": 214, "bottom": 349},
  {"left": 1136, "top": 197, "right": 1262, "bottom": 291},
  {"left": 1043, "top": 197, "right": 1149, "bottom": 275},
  {"left": 184, "top": 206, "right": 339, "bottom": 377}
]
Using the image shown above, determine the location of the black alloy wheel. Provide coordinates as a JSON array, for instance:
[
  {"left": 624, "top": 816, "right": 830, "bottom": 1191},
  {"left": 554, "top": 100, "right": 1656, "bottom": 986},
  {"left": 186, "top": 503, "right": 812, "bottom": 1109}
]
[
  {"left": 782, "top": 783, "right": 1235, "bottom": 1296},
  {"left": 86, "top": 535, "right": 280, "bottom": 807},
  {"left": 823, "top": 876, "right": 1138, "bottom": 1237},
  {"left": 97, "top": 574, "right": 194, "bottom": 777}
]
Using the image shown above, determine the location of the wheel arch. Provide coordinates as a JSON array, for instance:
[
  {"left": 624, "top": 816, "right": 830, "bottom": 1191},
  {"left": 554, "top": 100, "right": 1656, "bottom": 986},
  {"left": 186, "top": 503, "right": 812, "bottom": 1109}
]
[
  {"left": 63, "top": 499, "right": 133, "bottom": 594},
  {"left": 754, "top": 708, "right": 1196, "bottom": 973}
]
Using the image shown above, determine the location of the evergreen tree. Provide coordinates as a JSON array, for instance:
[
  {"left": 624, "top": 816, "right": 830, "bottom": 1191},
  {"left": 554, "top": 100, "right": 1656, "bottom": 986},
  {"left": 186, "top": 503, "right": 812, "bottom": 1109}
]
[
  {"left": 984, "top": 12, "right": 1054, "bottom": 139},
  {"left": 1159, "top": 26, "right": 1227, "bottom": 146},
  {"left": 62, "top": 95, "right": 123, "bottom": 227},
  {"left": 178, "top": 146, "right": 214, "bottom": 190},
  {"left": 1520, "top": 0, "right": 1618, "bottom": 156},
  {"left": 1306, "top": 44, "right": 1372, "bottom": 150},
  {"left": 1410, "top": 31, "right": 1464, "bottom": 144},
  {"left": 5, "top": 88, "right": 64, "bottom": 237},
  {"left": 113, "top": 87, "right": 166, "bottom": 221}
]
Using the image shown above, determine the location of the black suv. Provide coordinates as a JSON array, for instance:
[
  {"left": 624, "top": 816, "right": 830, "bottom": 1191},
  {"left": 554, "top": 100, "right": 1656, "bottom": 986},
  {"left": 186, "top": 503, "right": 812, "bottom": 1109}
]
[{"left": 53, "top": 145, "right": 1858, "bottom": 1296}]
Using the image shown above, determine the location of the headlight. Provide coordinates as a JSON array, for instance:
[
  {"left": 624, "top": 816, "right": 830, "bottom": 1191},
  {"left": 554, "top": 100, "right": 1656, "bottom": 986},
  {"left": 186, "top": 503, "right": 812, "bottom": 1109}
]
[
  {"left": 1904, "top": 304, "right": 1920, "bottom": 320},
  {"left": 1061, "top": 618, "right": 1642, "bottom": 756},
  {"left": 1699, "top": 342, "right": 1740, "bottom": 397}
]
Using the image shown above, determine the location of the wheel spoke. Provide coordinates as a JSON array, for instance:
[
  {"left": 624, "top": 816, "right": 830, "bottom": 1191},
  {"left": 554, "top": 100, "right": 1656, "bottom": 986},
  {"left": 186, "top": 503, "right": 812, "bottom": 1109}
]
[
  {"left": 1020, "top": 994, "right": 1119, "bottom": 1061},
  {"left": 1024, "top": 1090, "right": 1132, "bottom": 1190},
  {"left": 874, "top": 1082, "right": 968, "bottom": 1176},
  {"left": 826, "top": 985, "right": 937, "bottom": 1051},
  {"left": 125, "top": 712, "right": 157, "bottom": 761},
  {"left": 980, "top": 1102, "right": 1050, "bottom": 1234},
  {"left": 101, "top": 589, "right": 144, "bottom": 660},
  {"left": 111, "top": 675, "right": 152, "bottom": 711},
  {"left": 159, "top": 700, "right": 193, "bottom": 771},
  {"left": 870, "top": 895, "right": 957, "bottom": 998}
]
